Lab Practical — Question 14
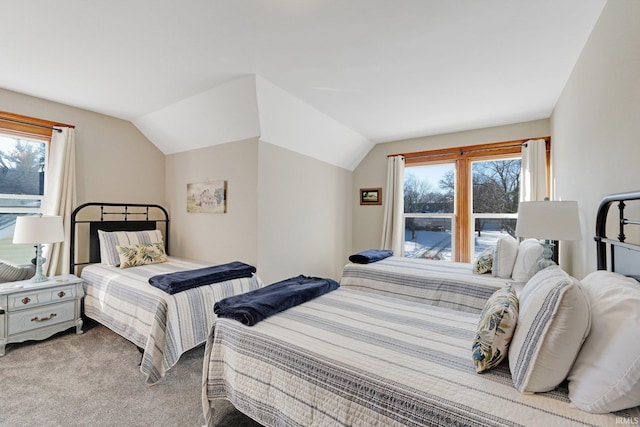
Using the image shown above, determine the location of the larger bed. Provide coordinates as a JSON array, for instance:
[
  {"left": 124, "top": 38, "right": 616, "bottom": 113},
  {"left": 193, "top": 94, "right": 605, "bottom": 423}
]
[
  {"left": 71, "top": 202, "right": 263, "bottom": 384},
  {"left": 202, "top": 191, "right": 640, "bottom": 426}
]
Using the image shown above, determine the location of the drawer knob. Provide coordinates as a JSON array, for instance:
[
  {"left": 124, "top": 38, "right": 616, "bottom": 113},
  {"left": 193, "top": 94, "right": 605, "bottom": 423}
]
[
  {"left": 31, "top": 313, "right": 57, "bottom": 322},
  {"left": 57, "top": 291, "right": 66, "bottom": 298},
  {"left": 21, "top": 297, "right": 31, "bottom": 305}
]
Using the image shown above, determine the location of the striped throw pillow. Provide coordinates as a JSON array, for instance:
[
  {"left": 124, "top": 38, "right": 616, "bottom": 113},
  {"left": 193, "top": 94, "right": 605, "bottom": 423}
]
[
  {"left": 98, "top": 229, "right": 164, "bottom": 266},
  {"left": 509, "top": 266, "right": 590, "bottom": 393}
]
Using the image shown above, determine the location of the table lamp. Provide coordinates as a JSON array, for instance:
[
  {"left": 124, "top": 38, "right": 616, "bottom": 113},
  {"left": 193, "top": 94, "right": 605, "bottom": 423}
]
[
  {"left": 515, "top": 200, "right": 582, "bottom": 269},
  {"left": 13, "top": 215, "right": 64, "bottom": 282}
]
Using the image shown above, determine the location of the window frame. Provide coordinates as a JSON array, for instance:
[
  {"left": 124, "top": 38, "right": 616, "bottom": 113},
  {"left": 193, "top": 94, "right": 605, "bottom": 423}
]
[
  {"left": 0, "top": 111, "right": 71, "bottom": 264},
  {"left": 403, "top": 138, "right": 550, "bottom": 263}
]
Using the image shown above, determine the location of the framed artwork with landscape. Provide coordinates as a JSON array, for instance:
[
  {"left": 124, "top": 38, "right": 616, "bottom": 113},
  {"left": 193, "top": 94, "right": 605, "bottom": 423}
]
[
  {"left": 187, "top": 180, "right": 227, "bottom": 213},
  {"left": 360, "top": 188, "right": 382, "bottom": 205}
]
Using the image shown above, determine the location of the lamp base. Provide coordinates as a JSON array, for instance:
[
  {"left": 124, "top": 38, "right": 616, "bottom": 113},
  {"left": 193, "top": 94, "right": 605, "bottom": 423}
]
[
  {"left": 537, "top": 240, "right": 557, "bottom": 269},
  {"left": 31, "top": 244, "right": 49, "bottom": 282}
]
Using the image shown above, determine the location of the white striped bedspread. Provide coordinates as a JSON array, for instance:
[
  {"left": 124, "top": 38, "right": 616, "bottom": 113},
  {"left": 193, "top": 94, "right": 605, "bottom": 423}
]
[
  {"left": 340, "top": 256, "right": 506, "bottom": 313},
  {"left": 203, "top": 288, "right": 639, "bottom": 427},
  {"left": 81, "top": 257, "right": 263, "bottom": 385}
]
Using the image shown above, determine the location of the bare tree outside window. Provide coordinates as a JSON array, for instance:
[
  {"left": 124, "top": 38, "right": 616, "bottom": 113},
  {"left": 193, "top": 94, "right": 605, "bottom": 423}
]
[
  {"left": 404, "top": 164, "right": 455, "bottom": 260},
  {"left": 404, "top": 157, "right": 521, "bottom": 261},
  {"left": 0, "top": 135, "right": 47, "bottom": 264}
]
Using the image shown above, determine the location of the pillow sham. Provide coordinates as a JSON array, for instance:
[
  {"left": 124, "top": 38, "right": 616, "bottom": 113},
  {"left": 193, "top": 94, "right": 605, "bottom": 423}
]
[
  {"left": 492, "top": 235, "right": 518, "bottom": 279},
  {"left": 568, "top": 271, "right": 640, "bottom": 413},
  {"left": 117, "top": 242, "right": 168, "bottom": 269},
  {"left": 472, "top": 246, "right": 494, "bottom": 274},
  {"left": 472, "top": 283, "right": 519, "bottom": 373},
  {"left": 508, "top": 266, "right": 590, "bottom": 393},
  {"left": 98, "top": 229, "right": 164, "bottom": 266},
  {"left": 511, "top": 239, "right": 544, "bottom": 282}
]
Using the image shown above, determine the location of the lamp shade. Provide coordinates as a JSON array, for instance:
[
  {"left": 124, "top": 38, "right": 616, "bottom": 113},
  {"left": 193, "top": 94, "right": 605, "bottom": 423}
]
[
  {"left": 13, "top": 215, "right": 64, "bottom": 244},
  {"left": 515, "top": 201, "right": 582, "bottom": 241}
]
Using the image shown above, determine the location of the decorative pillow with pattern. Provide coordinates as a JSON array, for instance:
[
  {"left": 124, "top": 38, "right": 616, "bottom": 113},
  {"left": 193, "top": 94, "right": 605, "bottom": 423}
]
[
  {"left": 98, "top": 229, "right": 164, "bottom": 266},
  {"left": 473, "top": 246, "right": 494, "bottom": 274},
  {"left": 472, "top": 283, "right": 519, "bottom": 373},
  {"left": 116, "top": 242, "right": 168, "bottom": 268}
]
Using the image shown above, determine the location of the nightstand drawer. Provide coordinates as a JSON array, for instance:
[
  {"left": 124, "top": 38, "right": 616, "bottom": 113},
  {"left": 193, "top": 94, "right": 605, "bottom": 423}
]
[
  {"left": 7, "top": 286, "right": 77, "bottom": 311},
  {"left": 8, "top": 300, "right": 76, "bottom": 335}
]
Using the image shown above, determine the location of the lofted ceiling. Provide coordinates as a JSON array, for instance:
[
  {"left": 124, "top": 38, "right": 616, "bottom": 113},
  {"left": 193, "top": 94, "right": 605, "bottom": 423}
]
[{"left": 1, "top": 1, "right": 606, "bottom": 170}]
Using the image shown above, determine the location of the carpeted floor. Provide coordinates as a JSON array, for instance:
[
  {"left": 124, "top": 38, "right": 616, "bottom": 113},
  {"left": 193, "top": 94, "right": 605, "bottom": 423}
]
[{"left": 0, "top": 319, "right": 262, "bottom": 427}]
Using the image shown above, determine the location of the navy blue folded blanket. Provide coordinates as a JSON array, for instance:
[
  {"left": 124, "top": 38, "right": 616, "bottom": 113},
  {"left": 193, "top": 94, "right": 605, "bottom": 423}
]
[
  {"left": 148, "top": 261, "right": 256, "bottom": 294},
  {"left": 348, "top": 249, "right": 393, "bottom": 264},
  {"left": 214, "top": 275, "right": 339, "bottom": 326}
]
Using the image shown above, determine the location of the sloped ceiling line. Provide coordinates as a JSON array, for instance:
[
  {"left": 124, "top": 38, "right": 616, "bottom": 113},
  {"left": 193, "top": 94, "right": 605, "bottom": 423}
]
[{"left": 133, "top": 74, "right": 374, "bottom": 171}]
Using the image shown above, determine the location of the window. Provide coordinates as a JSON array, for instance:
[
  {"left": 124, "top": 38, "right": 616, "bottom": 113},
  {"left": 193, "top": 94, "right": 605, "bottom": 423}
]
[
  {"left": 471, "top": 157, "right": 520, "bottom": 259},
  {"left": 0, "top": 112, "right": 62, "bottom": 265},
  {"left": 403, "top": 139, "right": 549, "bottom": 263},
  {"left": 404, "top": 163, "right": 455, "bottom": 260}
]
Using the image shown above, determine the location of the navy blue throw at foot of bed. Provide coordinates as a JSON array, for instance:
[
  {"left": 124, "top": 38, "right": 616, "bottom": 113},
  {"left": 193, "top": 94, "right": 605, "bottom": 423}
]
[
  {"left": 148, "top": 261, "right": 256, "bottom": 294},
  {"left": 348, "top": 249, "right": 393, "bottom": 264},
  {"left": 214, "top": 275, "right": 340, "bottom": 326}
]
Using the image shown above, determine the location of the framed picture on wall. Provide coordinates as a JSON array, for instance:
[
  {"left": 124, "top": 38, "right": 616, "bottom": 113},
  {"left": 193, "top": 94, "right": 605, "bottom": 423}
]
[
  {"left": 360, "top": 188, "right": 382, "bottom": 205},
  {"left": 187, "top": 180, "right": 227, "bottom": 213}
]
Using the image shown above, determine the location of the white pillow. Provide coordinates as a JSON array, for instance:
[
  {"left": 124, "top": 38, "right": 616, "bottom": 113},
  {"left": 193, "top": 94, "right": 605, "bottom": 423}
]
[
  {"left": 491, "top": 235, "right": 519, "bottom": 279},
  {"left": 509, "top": 266, "right": 591, "bottom": 393},
  {"left": 511, "top": 239, "right": 544, "bottom": 282},
  {"left": 98, "top": 229, "right": 164, "bottom": 266},
  {"left": 568, "top": 271, "right": 640, "bottom": 413}
]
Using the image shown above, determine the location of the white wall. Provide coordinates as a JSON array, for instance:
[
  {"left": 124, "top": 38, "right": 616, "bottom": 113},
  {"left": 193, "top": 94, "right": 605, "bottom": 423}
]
[
  {"left": 165, "top": 138, "right": 259, "bottom": 266},
  {"left": 164, "top": 138, "right": 352, "bottom": 284},
  {"left": 551, "top": 0, "right": 640, "bottom": 278},
  {"left": 0, "top": 88, "right": 165, "bottom": 206},
  {"left": 257, "top": 141, "right": 352, "bottom": 283},
  {"left": 352, "top": 119, "right": 550, "bottom": 252}
]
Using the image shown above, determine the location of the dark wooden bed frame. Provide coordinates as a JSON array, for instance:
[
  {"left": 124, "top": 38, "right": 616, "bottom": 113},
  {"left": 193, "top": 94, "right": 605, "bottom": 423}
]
[
  {"left": 69, "top": 202, "right": 169, "bottom": 275},
  {"left": 595, "top": 190, "right": 640, "bottom": 280}
]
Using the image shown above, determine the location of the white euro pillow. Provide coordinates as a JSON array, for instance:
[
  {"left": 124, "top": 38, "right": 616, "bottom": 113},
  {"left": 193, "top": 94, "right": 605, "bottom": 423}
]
[
  {"left": 509, "top": 266, "right": 591, "bottom": 393},
  {"left": 491, "top": 235, "right": 518, "bottom": 279},
  {"left": 511, "top": 239, "right": 544, "bottom": 282},
  {"left": 568, "top": 270, "right": 640, "bottom": 413}
]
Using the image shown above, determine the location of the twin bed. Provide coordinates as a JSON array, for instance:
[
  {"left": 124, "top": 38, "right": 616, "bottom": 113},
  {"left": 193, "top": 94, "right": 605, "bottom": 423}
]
[
  {"left": 70, "top": 203, "right": 262, "bottom": 384},
  {"left": 340, "top": 256, "right": 507, "bottom": 314}
]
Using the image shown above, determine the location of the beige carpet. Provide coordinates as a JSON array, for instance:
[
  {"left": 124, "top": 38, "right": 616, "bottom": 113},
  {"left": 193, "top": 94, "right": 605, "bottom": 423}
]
[{"left": 0, "top": 319, "right": 262, "bottom": 427}]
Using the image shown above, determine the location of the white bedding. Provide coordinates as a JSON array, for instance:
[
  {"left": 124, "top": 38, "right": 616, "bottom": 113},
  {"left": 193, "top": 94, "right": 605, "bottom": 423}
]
[
  {"left": 341, "top": 256, "right": 507, "bottom": 313},
  {"left": 203, "top": 288, "right": 638, "bottom": 426},
  {"left": 81, "top": 257, "right": 263, "bottom": 384}
]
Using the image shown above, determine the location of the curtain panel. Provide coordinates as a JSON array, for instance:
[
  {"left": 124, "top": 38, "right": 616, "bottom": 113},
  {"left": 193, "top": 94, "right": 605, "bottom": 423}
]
[
  {"left": 43, "top": 127, "right": 76, "bottom": 276},
  {"left": 520, "top": 139, "right": 547, "bottom": 202},
  {"left": 381, "top": 155, "right": 405, "bottom": 255}
]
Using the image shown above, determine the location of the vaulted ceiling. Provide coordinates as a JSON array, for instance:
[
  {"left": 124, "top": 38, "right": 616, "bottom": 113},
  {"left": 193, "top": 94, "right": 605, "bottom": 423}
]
[{"left": 1, "top": 1, "right": 606, "bottom": 170}]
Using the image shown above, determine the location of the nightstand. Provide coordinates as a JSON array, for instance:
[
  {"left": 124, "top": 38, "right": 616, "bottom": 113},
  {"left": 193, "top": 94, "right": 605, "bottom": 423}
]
[{"left": 0, "top": 274, "right": 84, "bottom": 356}]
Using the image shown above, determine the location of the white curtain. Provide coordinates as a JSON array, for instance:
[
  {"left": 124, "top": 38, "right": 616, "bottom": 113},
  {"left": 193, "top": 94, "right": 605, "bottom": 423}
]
[
  {"left": 42, "top": 127, "right": 76, "bottom": 276},
  {"left": 520, "top": 139, "right": 547, "bottom": 202},
  {"left": 381, "top": 155, "right": 405, "bottom": 255}
]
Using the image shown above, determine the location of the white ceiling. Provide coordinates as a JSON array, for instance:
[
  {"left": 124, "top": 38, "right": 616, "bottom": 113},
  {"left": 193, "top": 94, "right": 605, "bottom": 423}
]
[{"left": 1, "top": 1, "right": 606, "bottom": 169}]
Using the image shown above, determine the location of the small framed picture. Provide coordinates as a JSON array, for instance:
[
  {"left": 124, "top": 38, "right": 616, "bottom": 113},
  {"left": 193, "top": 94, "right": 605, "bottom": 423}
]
[
  {"left": 360, "top": 188, "right": 382, "bottom": 205},
  {"left": 187, "top": 180, "right": 227, "bottom": 213}
]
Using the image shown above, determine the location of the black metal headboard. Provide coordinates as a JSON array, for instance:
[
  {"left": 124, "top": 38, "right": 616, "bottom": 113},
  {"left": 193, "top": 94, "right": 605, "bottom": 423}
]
[
  {"left": 595, "top": 191, "right": 640, "bottom": 280},
  {"left": 70, "top": 202, "right": 169, "bottom": 275}
]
